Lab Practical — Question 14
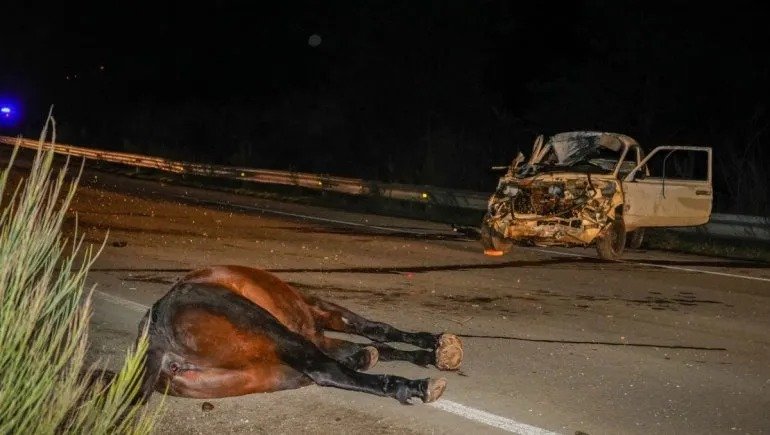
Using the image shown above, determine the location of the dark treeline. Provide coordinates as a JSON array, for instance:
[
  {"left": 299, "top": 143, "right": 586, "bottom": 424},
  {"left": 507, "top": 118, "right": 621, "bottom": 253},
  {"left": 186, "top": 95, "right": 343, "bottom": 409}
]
[{"left": 2, "top": 1, "right": 768, "bottom": 214}]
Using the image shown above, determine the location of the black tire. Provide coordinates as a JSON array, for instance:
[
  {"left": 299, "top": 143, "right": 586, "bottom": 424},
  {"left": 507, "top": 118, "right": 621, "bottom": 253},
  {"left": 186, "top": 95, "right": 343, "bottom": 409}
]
[
  {"left": 626, "top": 228, "right": 645, "bottom": 250},
  {"left": 480, "top": 221, "right": 513, "bottom": 254},
  {"left": 595, "top": 217, "right": 626, "bottom": 260}
]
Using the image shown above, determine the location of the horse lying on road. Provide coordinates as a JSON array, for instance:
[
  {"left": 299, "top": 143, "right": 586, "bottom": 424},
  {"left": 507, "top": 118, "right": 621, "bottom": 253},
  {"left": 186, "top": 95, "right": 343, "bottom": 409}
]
[{"left": 135, "top": 265, "right": 463, "bottom": 404}]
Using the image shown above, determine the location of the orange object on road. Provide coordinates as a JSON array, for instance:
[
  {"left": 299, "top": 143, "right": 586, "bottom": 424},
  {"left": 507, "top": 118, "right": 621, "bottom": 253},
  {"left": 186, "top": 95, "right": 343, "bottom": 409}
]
[{"left": 483, "top": 249, "right": 504, "bottom": 256}]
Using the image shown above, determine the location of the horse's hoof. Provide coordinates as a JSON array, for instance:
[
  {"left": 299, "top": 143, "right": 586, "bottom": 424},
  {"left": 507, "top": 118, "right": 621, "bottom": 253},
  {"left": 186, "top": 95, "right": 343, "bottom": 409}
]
[
  {"left": 361, "top": 346, "right": 379, "bottom": 371},
  {"left": 435, "top": 333, "right": 463, "bottom": 371},
  {"left": 423, "top": 378, "right": 447, "bottom": 403}
]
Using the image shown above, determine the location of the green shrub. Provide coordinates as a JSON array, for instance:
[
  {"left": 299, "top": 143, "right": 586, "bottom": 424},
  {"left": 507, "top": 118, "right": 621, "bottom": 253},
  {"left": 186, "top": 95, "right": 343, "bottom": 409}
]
[{"left": 0, "top": 116, "right": 159, "bottom": 434}]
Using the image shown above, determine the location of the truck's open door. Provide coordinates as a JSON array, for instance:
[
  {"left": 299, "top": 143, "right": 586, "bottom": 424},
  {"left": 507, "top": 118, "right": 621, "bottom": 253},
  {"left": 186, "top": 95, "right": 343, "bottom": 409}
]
[{"left": 622, "top": 146, "right": 712, "bottom": 230}]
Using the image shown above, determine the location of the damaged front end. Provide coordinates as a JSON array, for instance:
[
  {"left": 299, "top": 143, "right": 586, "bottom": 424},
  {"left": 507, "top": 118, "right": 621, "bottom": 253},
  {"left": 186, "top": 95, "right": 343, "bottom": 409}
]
[
  {"left": 484, "top": 172, "right": 623, "bottom": 247},
  {"left": 480, "top": 131, "right": 701, "bottom": 260},
  {"left": 481, "top": 131, "right": 640, "bottom": 256}
]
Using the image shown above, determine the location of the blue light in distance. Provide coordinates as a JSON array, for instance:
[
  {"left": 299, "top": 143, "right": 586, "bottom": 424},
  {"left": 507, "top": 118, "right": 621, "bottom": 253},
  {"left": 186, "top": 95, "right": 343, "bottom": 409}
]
[{"left": 0, "top": 99, "right": 20, "bottom": 128}]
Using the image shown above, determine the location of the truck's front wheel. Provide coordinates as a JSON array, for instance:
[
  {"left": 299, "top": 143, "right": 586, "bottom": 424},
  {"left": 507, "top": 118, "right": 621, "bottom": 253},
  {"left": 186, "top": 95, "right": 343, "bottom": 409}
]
[
  {"left": 596, "top": 218, "right": 626, "bottom": 260},
  {"left": 481, "top": 220, "right": 512, "bottom": 255}
]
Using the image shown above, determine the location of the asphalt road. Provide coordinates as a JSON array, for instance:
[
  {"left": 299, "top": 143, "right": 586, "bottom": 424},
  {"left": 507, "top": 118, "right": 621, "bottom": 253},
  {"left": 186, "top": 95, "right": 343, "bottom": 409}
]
[{"left": 10, "top": 155, "right": 768, "bottom": 434}]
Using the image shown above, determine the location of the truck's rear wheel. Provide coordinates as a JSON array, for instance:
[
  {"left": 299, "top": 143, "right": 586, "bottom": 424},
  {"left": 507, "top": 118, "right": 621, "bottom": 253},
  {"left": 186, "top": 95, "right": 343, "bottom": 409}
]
[
  {"left": 596, "top": 218, "right": 626, "bottom": 260},
  {"left": 626, "top": 228, "right": 645, "bottom": 250}
]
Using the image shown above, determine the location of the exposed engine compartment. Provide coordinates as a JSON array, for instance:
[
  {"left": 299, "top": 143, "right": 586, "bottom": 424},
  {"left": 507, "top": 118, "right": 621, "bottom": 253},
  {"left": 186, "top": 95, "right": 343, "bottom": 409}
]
[
  {"left": 485, "top": 173, "right": 622, "bottom": 246},
  {"left": 500, "top": 180, "right": 593, "bottom": 216}
]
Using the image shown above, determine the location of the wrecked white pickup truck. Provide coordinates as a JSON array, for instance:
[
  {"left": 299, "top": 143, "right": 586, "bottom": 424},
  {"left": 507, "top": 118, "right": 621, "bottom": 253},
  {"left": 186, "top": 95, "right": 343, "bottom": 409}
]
[{"left": 481, "top": 131, "right": 713, "bottom": 259}]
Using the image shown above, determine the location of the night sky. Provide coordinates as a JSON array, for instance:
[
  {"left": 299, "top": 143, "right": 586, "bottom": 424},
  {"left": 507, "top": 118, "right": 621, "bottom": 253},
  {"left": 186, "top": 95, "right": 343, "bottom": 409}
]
[{"left": 2, "top": 1, "right": 769, "bottom": 213}]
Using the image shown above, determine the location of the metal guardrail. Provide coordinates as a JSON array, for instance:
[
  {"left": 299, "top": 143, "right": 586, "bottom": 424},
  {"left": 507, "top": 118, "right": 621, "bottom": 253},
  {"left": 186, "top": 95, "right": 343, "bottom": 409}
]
[
  {"left": 670, "top": 213, "right": 770, "bottom": 242},
  {"left": 0, "top": 135, "right": 487, "bottom": 208},
  {"left": 1, "top": 135, "right": 767, "bottom": 242}
]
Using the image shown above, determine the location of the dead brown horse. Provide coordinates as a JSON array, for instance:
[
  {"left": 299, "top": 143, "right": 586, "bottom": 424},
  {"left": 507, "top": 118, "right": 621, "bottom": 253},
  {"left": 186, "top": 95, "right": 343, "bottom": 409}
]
[{"left": 134, "top": 265, "right": 463, "bottom": 404}]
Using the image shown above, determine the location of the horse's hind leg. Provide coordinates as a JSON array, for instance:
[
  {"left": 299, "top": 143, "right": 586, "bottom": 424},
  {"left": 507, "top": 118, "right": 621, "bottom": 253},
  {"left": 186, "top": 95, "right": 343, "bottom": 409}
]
[
  {"left": 370, "top": 342, "right": 435, "bottom": 367},
  {"left": 307, "top": 297, "right": 463, "bottom": 370},
  {"left": 280, "top": 335, "right": 447, "bottom": 404},
  {"left": 318, "top": 335, "right": 434, "bottom": 371},
  {"left": 317, "top": 336, "right": 380, "bottom": 371}
]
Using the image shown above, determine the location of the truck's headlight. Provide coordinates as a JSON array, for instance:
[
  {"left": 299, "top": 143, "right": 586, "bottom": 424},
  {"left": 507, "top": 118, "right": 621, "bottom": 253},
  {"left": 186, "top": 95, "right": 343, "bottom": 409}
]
[
  {"left": 547, "top": 185, "right": 563, "bottom": 196},
  {"left": 503, "top": 186, "right": 520, "bottom": 196}
]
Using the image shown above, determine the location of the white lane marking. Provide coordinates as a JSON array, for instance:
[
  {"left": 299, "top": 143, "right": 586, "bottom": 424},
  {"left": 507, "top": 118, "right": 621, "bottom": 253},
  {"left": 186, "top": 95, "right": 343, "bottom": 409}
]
[
  {"left": 172, "top": 195, "right": 443, "bottom": 235},
  {"left": 92, "top": 290, "right": 560, "bottom": 434},
  {"left": 94, "top": 290, "right": 148, "bottom": 313},
  {"left": 529, "top": 248, "right": 770, "bottom": 283},
  {"left": 430, "top": 400, "right": 560, "bottom": 435}
]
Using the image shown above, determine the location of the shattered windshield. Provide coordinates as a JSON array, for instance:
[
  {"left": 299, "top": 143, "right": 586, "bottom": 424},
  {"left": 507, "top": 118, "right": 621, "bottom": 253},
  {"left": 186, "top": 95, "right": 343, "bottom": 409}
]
[
  {"left": 520, "top": 132, "right": 624, "bottom": 175},
  {"left": 551, "top": 134, "right": 597, "bottom": 165}
]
